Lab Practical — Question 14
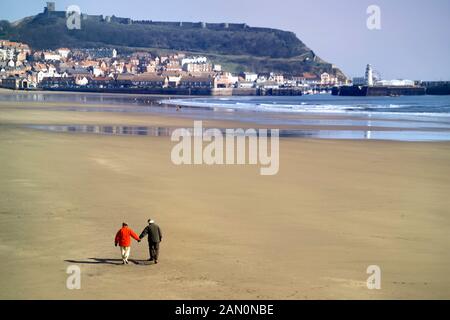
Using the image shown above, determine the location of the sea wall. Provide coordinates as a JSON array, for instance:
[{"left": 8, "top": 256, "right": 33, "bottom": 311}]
[
  {"left": 335, "top": 86, "right": 426, "bottom": 96},
  {"left": 423, "top": 82, "right": 450, "bottom": 95},
  {"left": 15, "top": 87, "right": 301, "bottom": 96},
  {"left": 42, "top": 87, "right": 211, "bottom": 95}
]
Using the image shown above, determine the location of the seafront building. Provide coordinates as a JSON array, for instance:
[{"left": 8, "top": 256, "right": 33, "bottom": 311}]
[{"left": 0, "top": 38, "right": 342, "bottom": 94}]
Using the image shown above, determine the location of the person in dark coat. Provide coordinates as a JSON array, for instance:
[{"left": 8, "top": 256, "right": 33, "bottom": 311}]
[{"left": 139, "top": 219, "right": 163, "bottom": 264}]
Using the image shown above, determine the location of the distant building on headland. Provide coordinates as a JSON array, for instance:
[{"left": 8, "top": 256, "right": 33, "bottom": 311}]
[
  {"left": 39, "top": 2, "right": 254, "bottom": 30},
  {"left": 45, "top": 2, "right": 56, "bottom": 13}
]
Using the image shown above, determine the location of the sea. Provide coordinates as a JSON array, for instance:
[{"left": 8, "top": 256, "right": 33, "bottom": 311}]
[
  {"left": 160, "top": 95, "right": 450, "bottom": 141},
  {"left": 2, "top": 92, "right": 450, "bottom": 141}
]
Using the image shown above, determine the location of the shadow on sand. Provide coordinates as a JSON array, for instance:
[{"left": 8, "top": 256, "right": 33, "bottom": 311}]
[{"left": 65, "top": 258, "right": 152, "bottom": 265}]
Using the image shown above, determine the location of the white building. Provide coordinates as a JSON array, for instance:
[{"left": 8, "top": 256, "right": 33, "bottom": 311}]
[
  {"left": 57, "top": 48, "right": 71, "bottom": 59},
  {"left": 183, "top": 63, "right": 213, "bottom": 73},
  {"left": 0, "top": 49, "right": 7, "bottom": 61},
  {"left": 238, "top": 81, "right": 255, "bottom": 89},
  {"left": 320, "top": 72, "right": 338, "bottom": 85},
  {"left": 269, "top": 73, "right": 284, "bottom": 84},
  {"left": 42, "top": 52, "right": 61, "bottom": 61},
  {"left": 92, "top": 66, "right": 104, "bottom": 77},
  {"left": 243, "top": 72, "right": 258, "bottom": 82},
  {"left": 6, "top": 49, "right": 15, "bottom": 61},
  {"left": 181, "top": 56, "right": 208, "bottom": 66},
  {"left": 75, "top": 76, "right": 89, "bottom": 86},
  {"left": 365, "top": 64, "right": 374, "bottom": 86},
  {"left": 375, "top": 79, "right": 415, "bottom": 86}
]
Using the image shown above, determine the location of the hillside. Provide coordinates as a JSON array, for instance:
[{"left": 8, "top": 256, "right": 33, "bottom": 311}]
[{"left": 0, "top": 9, "right": 346, "bottom": 78}]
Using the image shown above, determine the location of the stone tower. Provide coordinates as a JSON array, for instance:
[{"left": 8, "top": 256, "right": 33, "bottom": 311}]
[{"left": 46, "top": 2, "right": 56, "bottom": 12}]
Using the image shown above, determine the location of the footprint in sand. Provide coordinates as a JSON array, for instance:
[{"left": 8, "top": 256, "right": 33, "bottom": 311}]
[
  {"left": 91, "top": 157, "right": 127, "bottom": 174},
  {"left": 322, "top": 277, "right": 367, "bottom": 288}
]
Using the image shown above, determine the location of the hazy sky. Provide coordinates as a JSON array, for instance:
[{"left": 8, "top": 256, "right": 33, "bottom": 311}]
[{"left": 1, "top": 0, "right": 449, "bottom": 80}]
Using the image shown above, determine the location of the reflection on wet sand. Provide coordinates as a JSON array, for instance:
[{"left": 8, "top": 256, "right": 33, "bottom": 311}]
[
  {"left": 27, "top": 124, "right": 450, "bottom": 141},
  {"left": 29, "top": 124, "right": 173, "bottom": 137}
]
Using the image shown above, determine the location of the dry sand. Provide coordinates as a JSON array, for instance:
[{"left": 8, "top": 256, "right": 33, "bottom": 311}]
[{"left": 0, "top": 93, "right": 449, "bottom": 299}]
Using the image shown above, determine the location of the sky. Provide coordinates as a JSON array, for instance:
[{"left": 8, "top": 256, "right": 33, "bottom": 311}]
[{"left": 1, "top": 0, "right": 449, "bottom": 80}]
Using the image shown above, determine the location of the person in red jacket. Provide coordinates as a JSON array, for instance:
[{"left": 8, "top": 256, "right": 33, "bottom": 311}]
[{"left": 114, "top": 222, "right": 140, "bottom": 264}]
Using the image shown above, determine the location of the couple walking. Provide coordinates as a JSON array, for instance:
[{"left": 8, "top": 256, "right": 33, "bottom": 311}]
[{"left": 114, "top": 219, "right": 162, "bottom": 265}]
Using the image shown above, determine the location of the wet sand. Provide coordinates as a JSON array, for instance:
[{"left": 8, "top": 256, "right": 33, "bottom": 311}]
[{"left": 0, "top": 91, "right": 450, "bottom": 299}]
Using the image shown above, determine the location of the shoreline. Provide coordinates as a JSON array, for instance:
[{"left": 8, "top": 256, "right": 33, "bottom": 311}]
[
  {"left": 1, "top": 90, "right": 450, "bottom": 142},
  {"left": 0, "top": 86, "right": 304, "bottom": 97}
]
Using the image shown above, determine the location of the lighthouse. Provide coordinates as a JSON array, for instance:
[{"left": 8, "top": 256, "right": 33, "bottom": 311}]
[{"left": 365, "top": 64, "right": 374, "bottom": 86}]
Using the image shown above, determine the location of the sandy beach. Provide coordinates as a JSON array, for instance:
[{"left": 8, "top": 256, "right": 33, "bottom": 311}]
[{"left": 0, "top": 90, "right": 449, "bottom": 299}]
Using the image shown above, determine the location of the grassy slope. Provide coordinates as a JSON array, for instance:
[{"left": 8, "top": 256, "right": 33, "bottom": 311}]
[{"left": 0, "top": 13, "right": 346, "bottom": 78}]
